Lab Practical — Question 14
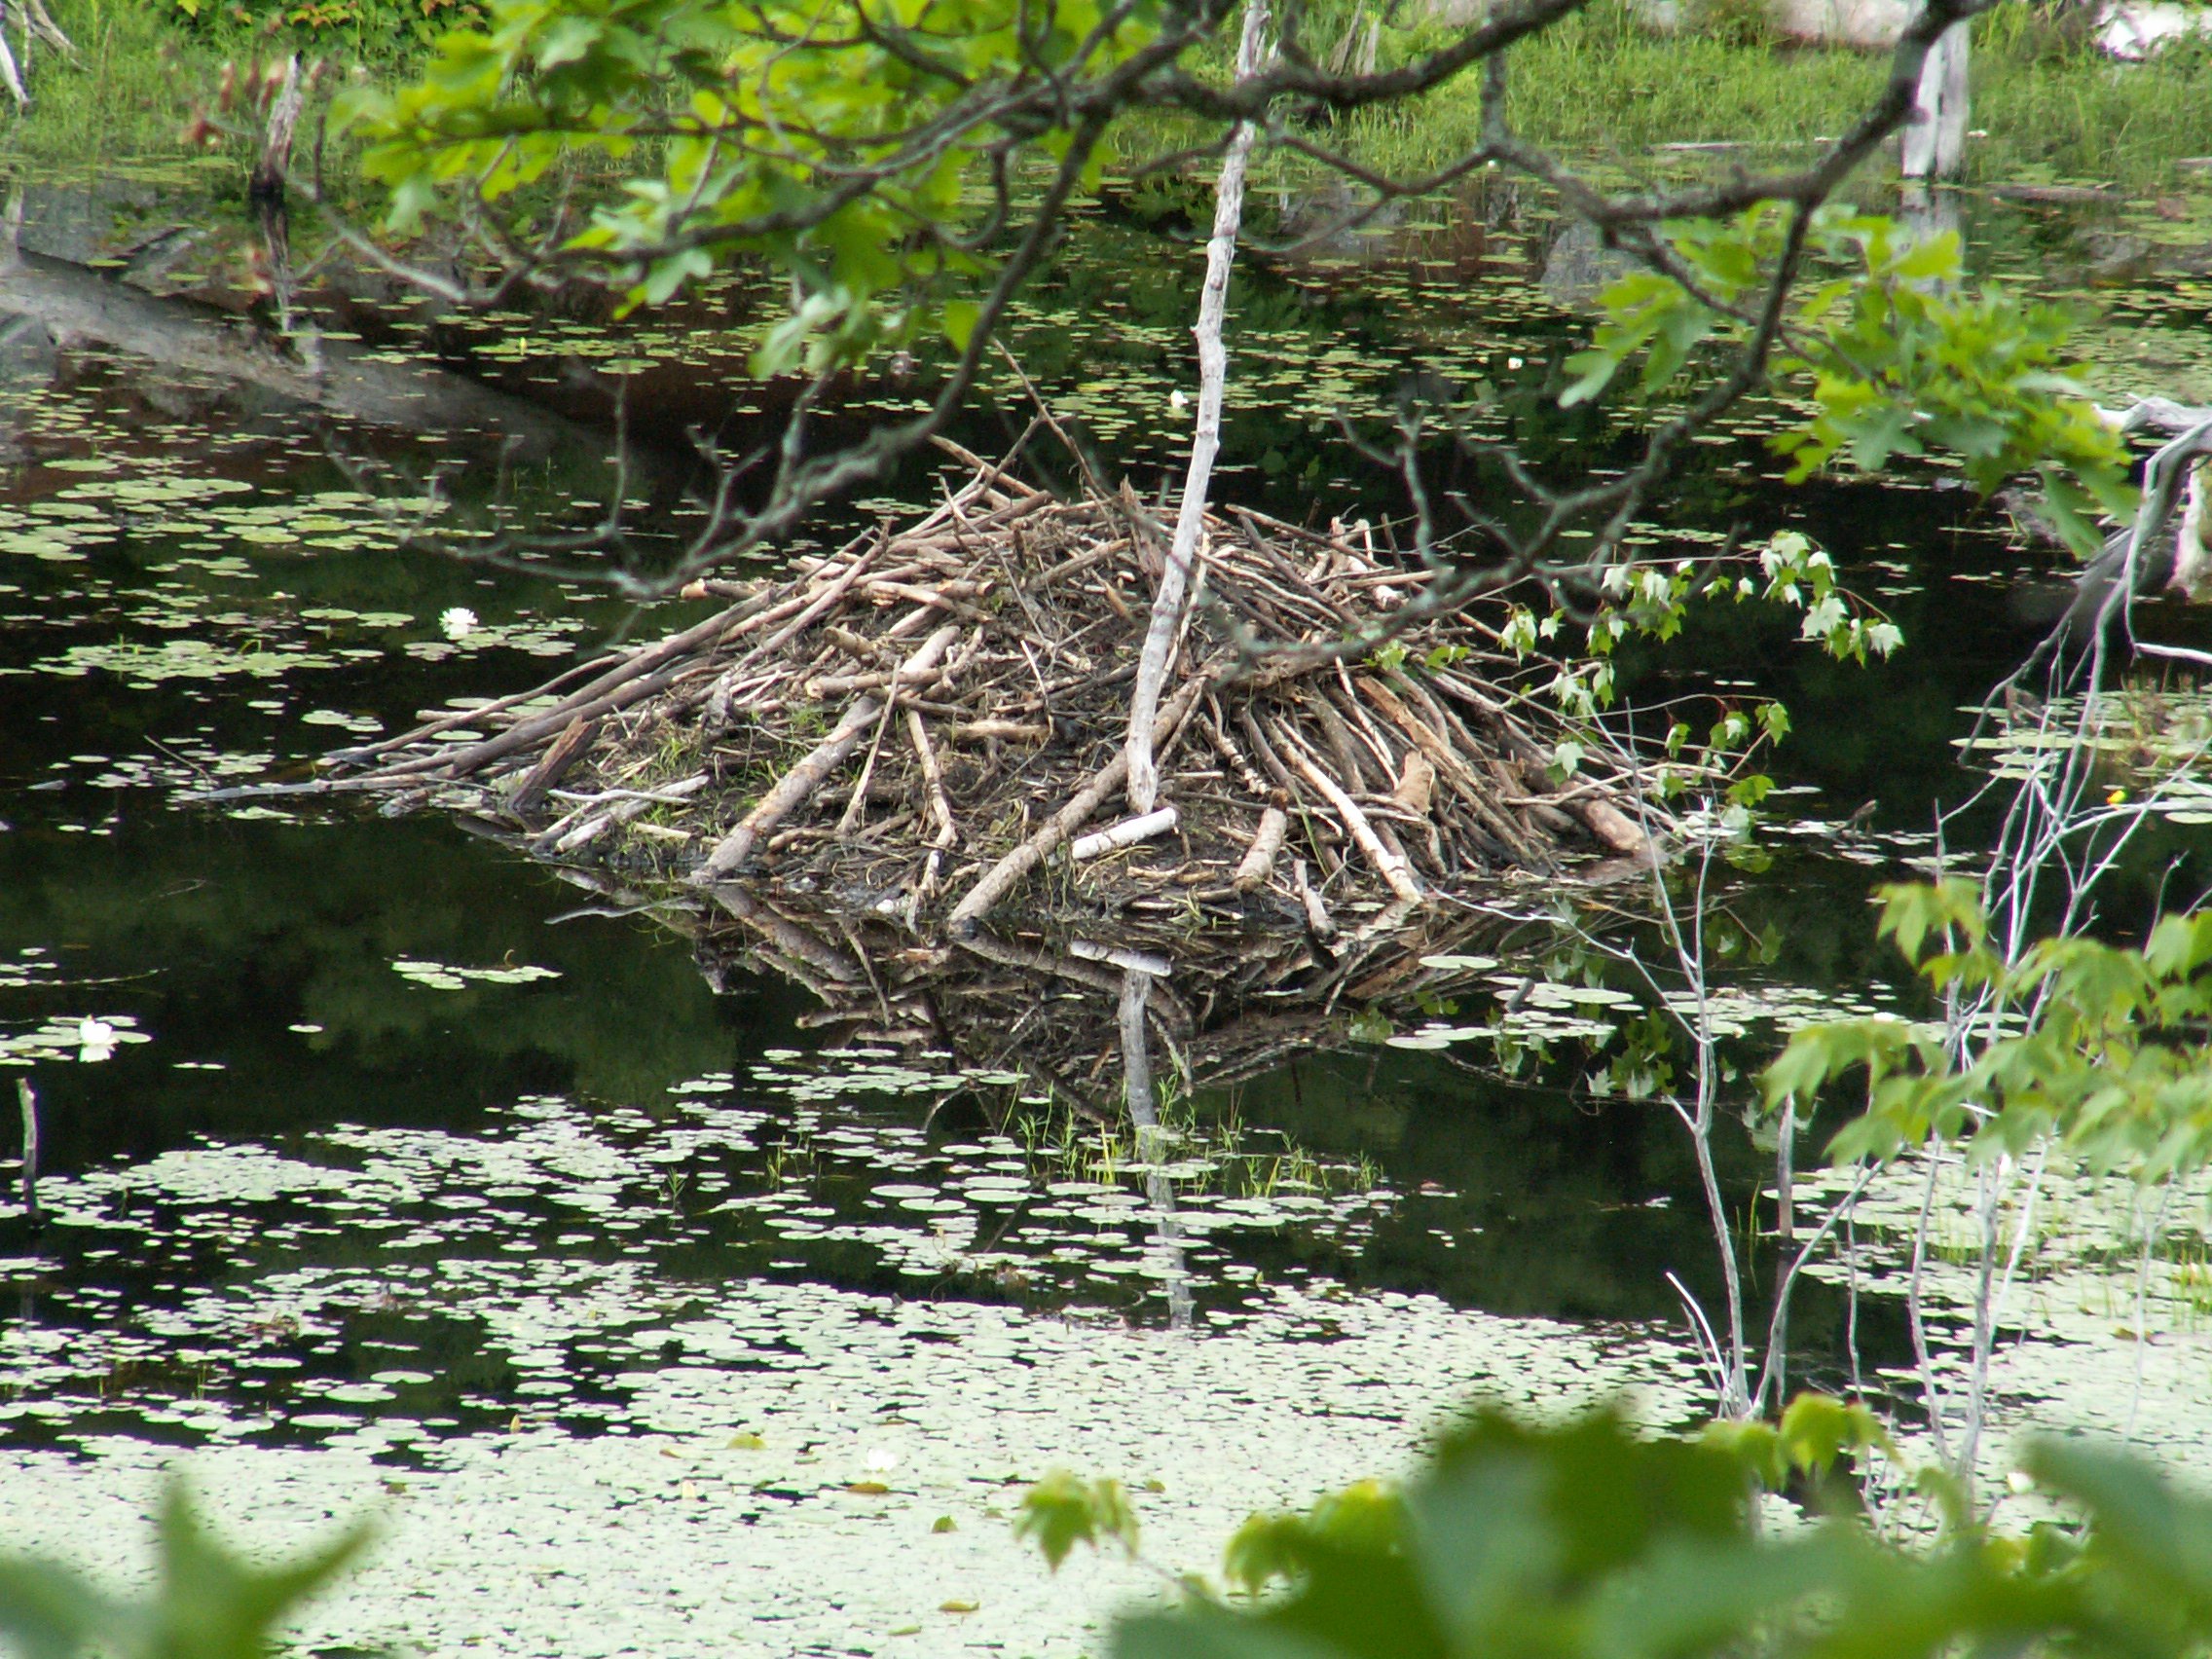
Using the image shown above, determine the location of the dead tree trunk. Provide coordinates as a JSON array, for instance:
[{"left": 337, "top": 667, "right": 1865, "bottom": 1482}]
[
  {"left": 1902, "top": 11, "right": 1969, "bottom": 180},
  {"left": 248, "top": 55, "right": 303, "bottom": 204},
  {"left": 1124, "top": 0, "right": 1270, "bottom": 814}
]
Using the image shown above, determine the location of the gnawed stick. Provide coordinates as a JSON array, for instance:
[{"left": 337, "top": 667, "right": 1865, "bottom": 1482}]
[
  {"left": 1291, "top": 857, "right": 1335, "bottom": 940},
  {"left": 698, "top": 697, "right": 882, "bottom": 879},
  {"left": 836, "top": 623, "right": 957, "bottom": 832},
  {"left": 361, "top": 591, "right": 778, "bottom": 780},
  {"left": 1574, "top": 795, "right": 1653, "bottom": 859},
  {"left": 1071, "top": 807, "right": 1178, "bottom": 862},
  {"left": 948, "top": 677, "right": 1208, "bottom": 931},
  {"left": 510, "top": 715, "right": 601, "bottom": 816},
  {"left": 1282, "top": 740, "right": 1423, "bottom": 905},
  {"left": 542, "top": 774, "right": 707, "bottom": 856},
  {"left": 1233, "top": 806, "right": 1288, "bottom": 893},
  {"left": 904, "top": 707, "right": 957, "bottom": 849}
]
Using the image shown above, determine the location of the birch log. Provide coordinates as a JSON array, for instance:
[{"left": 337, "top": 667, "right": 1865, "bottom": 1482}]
[{"left": 1123, "top": 0, "right": 1270, "bottom": 814}]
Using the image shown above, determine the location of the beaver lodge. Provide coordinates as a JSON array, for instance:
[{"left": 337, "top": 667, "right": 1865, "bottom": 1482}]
[{"left": 310, "top": 451, "right": 1670, "bottom": 1104}]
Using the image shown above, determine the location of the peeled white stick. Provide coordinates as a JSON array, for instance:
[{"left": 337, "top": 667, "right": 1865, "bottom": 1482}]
[
  {"left": 1286, "top": 748, "right": 1424, "bottom": 905},
  {"left": 1071, "top": 806, "right": 1178, "bottom": 862},
  {"left": 1123, "top": 0, "right": 1270, "bottom": 814},
  {"left": 1071, "top": 939, "right": 1173, "bottom": 977}
]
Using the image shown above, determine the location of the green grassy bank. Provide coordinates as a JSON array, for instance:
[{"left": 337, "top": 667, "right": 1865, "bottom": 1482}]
[
  {"left": 0, "top": 0, "right": 213, "bottom": 163},
  {"left": 11, "top": 0, "right": 2212, "bottom": 194},
  {"left": 0, "top": 0, "right": 438, "bottom": 168},
  {"left": 1303, "top": 2, "right": 2212, "bottom": 193}
]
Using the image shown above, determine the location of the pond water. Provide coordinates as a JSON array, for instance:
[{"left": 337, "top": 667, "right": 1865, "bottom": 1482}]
[{"left": 4, "top": 165, "right": 2212, "bottom": 1654}]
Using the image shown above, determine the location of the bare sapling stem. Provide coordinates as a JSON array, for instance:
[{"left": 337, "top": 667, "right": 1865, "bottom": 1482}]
[{"left": 1124, "top": 0, "right": 1269, "bottom": 814}]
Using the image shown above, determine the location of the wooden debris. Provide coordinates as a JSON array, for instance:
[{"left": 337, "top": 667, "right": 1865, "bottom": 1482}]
[
  {"left": 1072, "top": 807, "right": 1179, "bottom": 862},
  {"left": 323, "top": 461, "right": 1671, "bottom": 938}
]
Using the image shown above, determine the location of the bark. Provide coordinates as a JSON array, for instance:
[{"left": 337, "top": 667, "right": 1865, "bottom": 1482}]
[
  {"left": 1124, "top": 0, "right": 1270, "bottom": 814},
  {"left": 250, "top": 56, "right": 304, "bottom": 204},
  {"left": 1901, "top": 11, "right": 1969, "bottom": 179}
]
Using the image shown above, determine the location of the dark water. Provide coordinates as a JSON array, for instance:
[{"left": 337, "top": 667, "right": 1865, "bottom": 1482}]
[{"left": 2, "top": 165, "right": 2209, "bottom": 1471}]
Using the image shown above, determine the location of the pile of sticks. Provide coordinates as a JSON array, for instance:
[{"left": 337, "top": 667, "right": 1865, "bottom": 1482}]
[{"left": 326, "top": 455, "right": 1661, "bottom": 937}]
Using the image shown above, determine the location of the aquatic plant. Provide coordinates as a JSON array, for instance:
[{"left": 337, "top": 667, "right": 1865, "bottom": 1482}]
[{"left": 1031, "top": 1401, "right": 2212, "bottom": 1659}]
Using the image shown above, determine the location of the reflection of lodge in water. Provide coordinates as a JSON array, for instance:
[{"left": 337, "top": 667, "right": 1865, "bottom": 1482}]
[
  {"left": 695, "top": 878, "right": 1530, "bottom": 1123},
  {"left": 692, "top": 885, "right": 1531, "bottom": 1334}
]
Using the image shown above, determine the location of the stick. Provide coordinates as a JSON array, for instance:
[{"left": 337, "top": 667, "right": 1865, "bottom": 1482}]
[
  {"left": 1292, "top": 857, "right": 1335, "bottom": 940},
  {"left": 0, "top": 15, "right": 27, "bottom": 108},
  {"left": 948, "top": 678, "right": 1208, "bottom": 931},
  {"left": 836, "top": 693, "right": 902, "bottom": 834},
  {"left": 1233, "top": 806, "right": 1289, "bottom": 893},
  {"left": 1283, "top": 740, "right": 1424, "bottom": 905},
  {"left": 696, "top": 697, "right": 882, "bottom": 879},
  {"left": 249, "top": 56, "right": 303, "bottom": 203},
  {"left": 904, "top": 707, "right": 957, "bottom": 849},
  {"left": 1071, "top": 806, "right": 1178, "bottom": 862},
  {"left": 509, "top": 715, "right": 601, "bottom": 816},
  {"left": 22, "top": 0, "right": 70, "bottom": 55},
  {"left": 356, "top": 590, "right": 779, "bottom": 779},
  {"left": 1124, "top": 0, "right": 1271, "bottom": 814}
]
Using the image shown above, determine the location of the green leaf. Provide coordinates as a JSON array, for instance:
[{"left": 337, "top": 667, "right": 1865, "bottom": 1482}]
[
  {"left": 1015, "top": 1472, "right": 1137, "bottom": 1571},
  {"left": 940, "top": 298, "right": 981, "bottom": 353}
]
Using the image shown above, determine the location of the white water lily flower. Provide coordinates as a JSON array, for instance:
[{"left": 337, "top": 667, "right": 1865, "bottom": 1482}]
[
  {"left": 77, "top": 1017, "right": 116, "bottom": 1063},
  {"left": 439, "top": 607, "right": 480, "bottom": 642},
  {"left": 863, "top": 1447, "right": 900, "bottom": 1475},
  {"left": 1168, "top": 388, "right": 1188, "bottom": 415}
]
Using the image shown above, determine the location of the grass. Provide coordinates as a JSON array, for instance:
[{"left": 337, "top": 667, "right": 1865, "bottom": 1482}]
[
  {"left": 0, "top": 0, "right": 220, "bottom": 164},
  {"left": 1127, "top": 0, "right": 2212, "bottom": 197},
  {"left": 18, "top": 0, "right": 2212, "bottom": 203},
  {"left": 0, "top": 0, "right": 444, "bottom": 171}
]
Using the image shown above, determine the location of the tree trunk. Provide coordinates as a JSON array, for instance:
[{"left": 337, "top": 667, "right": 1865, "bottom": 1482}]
[
  {"left": 249, "top": 56, "right": 303, "bottom": 204},
  {"left": 1124, "top": 0, "right": 1270, "bottom": 814},
  {"left": 1901, "top": 13, "right": 1969, "bottom": 180}
]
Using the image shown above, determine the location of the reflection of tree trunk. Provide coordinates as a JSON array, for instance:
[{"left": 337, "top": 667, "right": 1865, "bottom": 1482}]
[
  {"left": 14, "top": 1078, "right": 38, "bottom": 1227},
  {"left": 1119, "top": 968, "right": 1193, "bottom": 1331},
  {"left": 0, "top": 243, "right": 606, "bottom": 462},
  {"left": 257, "top": 202, "right": 300, "bottom": 342},
  {"left": 1897, "top": 180, "right": 1961, "bottom": 247}
]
